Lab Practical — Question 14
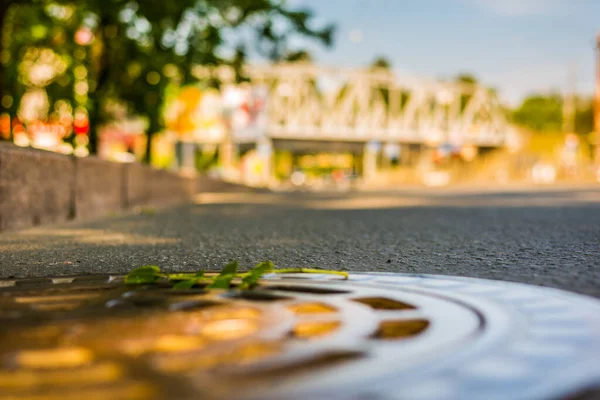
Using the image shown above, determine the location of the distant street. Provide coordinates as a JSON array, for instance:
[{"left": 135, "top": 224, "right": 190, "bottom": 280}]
[{"left": 1, "top": 185, "right": 599, "bottom": 298}]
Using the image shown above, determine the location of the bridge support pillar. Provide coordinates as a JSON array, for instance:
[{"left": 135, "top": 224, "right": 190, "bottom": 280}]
[
  {"left": 363, "top": 142, "right": 379, "bottom": 182},
  {"left": 219, "top": 140, "right": 237, "bottom": 170},
  {"left": 257, "top": 137, "right": 273, "bottom": 186},
  {"left": 382, "top": 143, "right": 400, "bottom": 170},
  {"left": 174, "top": 141, "right": 197, "bottom": 173},
  {"left": 181, "top": 141, "right": 197, "bottom": 174}
]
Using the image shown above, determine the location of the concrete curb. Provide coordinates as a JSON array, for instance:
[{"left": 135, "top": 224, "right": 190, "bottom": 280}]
[
  {"left": 0, "top": 143, "right": 74, "bottom": 231},
  {"left": 0, "top": 143, "right": 255, "bottom": 232},
  {"left": 75, "top": 157, "right": 125, "bottom": 220}
]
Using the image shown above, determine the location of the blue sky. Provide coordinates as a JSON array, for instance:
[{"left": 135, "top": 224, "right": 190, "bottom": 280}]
[{"left": 285, "top": 0, "right": 600, "bottom": 106}]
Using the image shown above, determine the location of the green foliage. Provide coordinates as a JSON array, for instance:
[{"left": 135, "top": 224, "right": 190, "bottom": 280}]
[
  {"left": 511, "top": 93, "right": 595, "bottom": 136},
  {"left": 172, "top": 270, "right": 205, "bottom": 289},
  {"left": 454, "top": 73, "right": 478, "bottom": 111},
  {"left": 239, "top": 260, "right": 274, "bottom": 290},
  {"left": 195, "top": 148, "right": 218, "bottom": 172},
  {"left": 513, "top": 94, "right": 563, "bottom": 133},
  {"left": 124, "top": 260, "right": 348, "bottom": 290},
  {"left": 0, "top": 0, "right": 335, "bottom": 156},
  {"left": 2, "top": 2, "right": 85, "bottom": 115},
  {"left": 370, "top": 56, "right": 392, "bottom": 70},
  {"left": 455, "top": 73, "right": 478, "bottom": 85},
  {"left": 124, "top": 265, "right": 162, "bottom": 284},
  {"left": 284, "top": 49, "right": 313, "bottom": 62},
  {"left": 575, "top": 98, "right": 595, "bottom": 135},
  {"left": 208, "top": 260, "right": 238, "bottom": 289},
  {"left": 172, "top": 280, "right": 197, "bottom": 289}
]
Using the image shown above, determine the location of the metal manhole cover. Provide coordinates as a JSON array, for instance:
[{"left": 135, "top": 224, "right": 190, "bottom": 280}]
[{"left": 0, "top": 272, "right": 599, "bottom": 400}]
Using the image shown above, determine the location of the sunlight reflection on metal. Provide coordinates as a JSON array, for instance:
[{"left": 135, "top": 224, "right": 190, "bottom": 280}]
[
  {"left": 16, "top": 347, "right": 94, "bottom": 369},
  {"left": 0, "top": 273, "right": 599, "bottom": 400}
]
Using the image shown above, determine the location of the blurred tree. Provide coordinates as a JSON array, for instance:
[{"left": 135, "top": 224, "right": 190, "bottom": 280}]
[
  {"left": 513, "top": 94, "right": 563, "bottom": 133},
  {"left": 0, "top": 1, "right": 24, "bottom": 137},
  {"left": 511, "top": 94, "right": 593, "bottom": 136},
  {"left": 575, "top": 97, "right": 594, "bottom": 135},
  {"left": 284, "top": 49, "right": 313, "bottom": 62},
  {"left": 1, "top": 0, "right": 335, "bottom": 161},
  {"left": 12, "top": 4, "right": 84, "bottom": 99},
  {"left": 455, "top": 73, "right": 478, "bottom": 111},
  {"left": 370, "top": 56, "right": 392, "bottom": 70},
  {"left": 0, "top": 2, "right": 9, "bottom": 120},
  {"left": 366, "top": 56, "right": 393, "bottom": 106},
  {"left": 455, "top": 73, "right": 478, "bottom": 85},
  {"left": 86, "top": 0, "right": 334, "bottom": 161},
  {"left": 1, "top": 1, "right": 86, "bottom": 145}
]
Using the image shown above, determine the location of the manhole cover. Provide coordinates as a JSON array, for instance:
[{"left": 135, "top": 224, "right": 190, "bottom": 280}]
[{"left": 0, "top": 272, "right": 599, "bottom": 400}]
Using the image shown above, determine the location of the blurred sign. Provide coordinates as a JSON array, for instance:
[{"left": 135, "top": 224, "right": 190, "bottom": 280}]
[
  {"left": 225, "top": 84, "right": 268, "bottom": 143},
  {"left": 164, "top": 86, "right": 225, "bottom": 144}
]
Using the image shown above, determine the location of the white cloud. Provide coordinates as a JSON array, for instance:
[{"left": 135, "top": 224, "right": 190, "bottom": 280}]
[{"left": 465, "top": 0, "right": 567, "bottom": 16}]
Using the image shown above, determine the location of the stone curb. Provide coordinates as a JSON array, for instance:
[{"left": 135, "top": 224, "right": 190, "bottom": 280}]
[
  {"left": 0, "top": 143, "right": 254, "bottom": 232},
  {"left": 0, "top": 143, "right": 74, "bottom": 231}
]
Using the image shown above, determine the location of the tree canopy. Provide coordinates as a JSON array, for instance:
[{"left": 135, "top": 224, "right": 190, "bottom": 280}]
[
  {"left": 370, "top": 56, "right": 392, "bottom": 70},
  {"left": 0, "top": 0, "right": 334, "bottom": 160},
  {"left": 512, "top": 93, "right": 595, "bottom": 135},
  {"left": 512, "top": 94, "right": 563, "bottom": 133},
  {"left": 455, "top": 73, "right": 478, "bottom": 85}
]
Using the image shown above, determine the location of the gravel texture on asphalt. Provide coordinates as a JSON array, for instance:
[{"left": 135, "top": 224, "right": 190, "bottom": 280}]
[{"left": 1, "top": 186, "right": 599, "bottom": 298}]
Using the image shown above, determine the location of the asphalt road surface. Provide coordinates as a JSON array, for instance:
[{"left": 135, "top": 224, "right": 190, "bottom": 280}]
[{"left": 1, "top": 186, "right": 599, "bottom": 298}]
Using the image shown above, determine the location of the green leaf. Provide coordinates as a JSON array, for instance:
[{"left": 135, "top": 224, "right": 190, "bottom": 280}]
[
  {"left": 168, "top": 270, "right": 205, "bottom": 282},
  {"left": 171, "top": 270, "right": 205, "bottom": 290},
  {"left": 220, "top": 261, "right": 238, "bottom": 276},
  {"left": 124, "top": 265, "right": 162, "bottom": 284},
  {"left": 173, "top": 280, "right": 197, "bottom": 290},
  {"left": 208, "top": 261, "right": 238, "bottom": 289},
  {"left": 239, "top": 260, "right": 274, "bottom": 290},
  {"left": 167, "top": 273, "right": 196, "bottom": 281},
  {"left": 208, "top": 274, "right": 236, "bottom": 289}
]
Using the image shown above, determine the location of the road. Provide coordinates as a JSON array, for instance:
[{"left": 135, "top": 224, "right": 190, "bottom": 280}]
[{"left": 1, "top": 186, "right": 599, "bottom": 298}]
